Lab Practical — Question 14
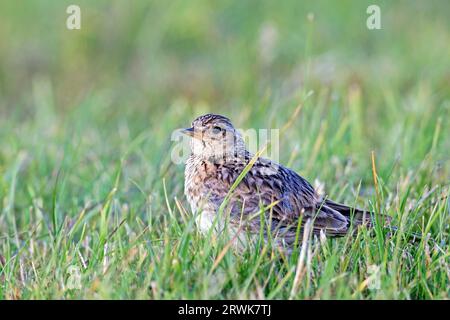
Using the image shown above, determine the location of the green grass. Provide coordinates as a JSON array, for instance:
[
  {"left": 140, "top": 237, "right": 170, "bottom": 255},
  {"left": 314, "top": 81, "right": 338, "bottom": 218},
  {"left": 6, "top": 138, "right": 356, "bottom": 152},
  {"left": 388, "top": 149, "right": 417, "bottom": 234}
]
[{"left": 0, "top": 0, "right": 449, "bottom": 299}]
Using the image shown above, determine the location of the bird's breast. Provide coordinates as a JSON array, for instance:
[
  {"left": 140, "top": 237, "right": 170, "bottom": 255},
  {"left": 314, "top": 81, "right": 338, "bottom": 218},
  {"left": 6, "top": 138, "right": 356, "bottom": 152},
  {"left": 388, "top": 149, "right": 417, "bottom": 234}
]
[{"left": 184, "top": 156, "right": 221, "bottom": 212}]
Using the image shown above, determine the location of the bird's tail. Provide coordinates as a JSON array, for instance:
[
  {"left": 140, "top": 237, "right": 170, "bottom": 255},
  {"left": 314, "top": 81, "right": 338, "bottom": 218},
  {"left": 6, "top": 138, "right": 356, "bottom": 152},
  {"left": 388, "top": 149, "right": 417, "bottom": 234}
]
[
  {"left": 324, "top": 199, "right": 424, "bottom": 242},
  {"left": 324, "top": 199, "right": 391, "bottom": 227}
]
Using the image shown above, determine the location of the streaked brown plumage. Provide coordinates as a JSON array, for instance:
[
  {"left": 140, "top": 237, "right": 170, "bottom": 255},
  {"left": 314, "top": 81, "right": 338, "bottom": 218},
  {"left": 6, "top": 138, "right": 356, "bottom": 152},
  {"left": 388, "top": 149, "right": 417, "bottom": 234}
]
[{"left": 183, "top": 114, "right": 389, "bottom": 250}]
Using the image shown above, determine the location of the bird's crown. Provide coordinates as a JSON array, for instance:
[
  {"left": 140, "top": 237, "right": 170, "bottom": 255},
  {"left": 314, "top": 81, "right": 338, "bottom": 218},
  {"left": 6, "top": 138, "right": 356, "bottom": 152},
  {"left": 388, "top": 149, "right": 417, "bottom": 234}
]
[{"left": 192, "top": 113, "right": 233, "bottom": 128}]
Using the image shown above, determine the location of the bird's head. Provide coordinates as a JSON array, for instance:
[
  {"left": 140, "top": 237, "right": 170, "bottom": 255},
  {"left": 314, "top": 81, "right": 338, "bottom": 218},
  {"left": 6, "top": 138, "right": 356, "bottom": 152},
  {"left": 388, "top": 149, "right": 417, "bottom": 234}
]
[{"left": 181, "top": 114, "right": 246, "bottom": 161}]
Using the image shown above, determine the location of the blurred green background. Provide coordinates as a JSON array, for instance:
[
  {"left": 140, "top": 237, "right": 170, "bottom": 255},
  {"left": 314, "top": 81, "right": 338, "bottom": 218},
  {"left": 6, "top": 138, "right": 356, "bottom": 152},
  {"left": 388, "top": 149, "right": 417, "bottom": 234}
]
[
  {"left": 1, "top": 0, "right": 449, "bottom": 118},
  {"left": 0, "top": 0, "right": 449, "bottom": 299}
]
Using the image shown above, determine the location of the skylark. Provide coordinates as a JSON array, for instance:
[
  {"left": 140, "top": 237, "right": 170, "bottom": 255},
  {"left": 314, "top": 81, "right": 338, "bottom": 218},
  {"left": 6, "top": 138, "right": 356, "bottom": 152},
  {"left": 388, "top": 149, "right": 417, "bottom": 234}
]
[{"left": 182, "top": 114, "right": 389, "bottom": 250}]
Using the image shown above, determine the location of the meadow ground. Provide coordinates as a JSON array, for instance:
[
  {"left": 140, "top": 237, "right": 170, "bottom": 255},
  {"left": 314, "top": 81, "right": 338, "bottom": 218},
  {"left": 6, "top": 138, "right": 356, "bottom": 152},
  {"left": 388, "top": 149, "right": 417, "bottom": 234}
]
[{"left": 0, "top": 1, "right": 449, "bottom": 299}]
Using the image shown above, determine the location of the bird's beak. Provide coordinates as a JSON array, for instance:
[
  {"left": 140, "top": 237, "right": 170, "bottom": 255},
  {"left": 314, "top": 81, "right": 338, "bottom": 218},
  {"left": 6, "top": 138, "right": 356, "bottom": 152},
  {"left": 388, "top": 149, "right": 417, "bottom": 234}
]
[{"left": 181, "top": 127, "right": 202, "bottom": 140}]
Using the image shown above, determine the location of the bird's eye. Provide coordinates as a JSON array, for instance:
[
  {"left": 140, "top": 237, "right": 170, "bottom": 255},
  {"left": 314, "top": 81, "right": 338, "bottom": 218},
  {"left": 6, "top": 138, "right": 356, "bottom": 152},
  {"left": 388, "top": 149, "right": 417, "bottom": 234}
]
[{"left": 211, "top": 126, "right": 222, "bottom": 134}]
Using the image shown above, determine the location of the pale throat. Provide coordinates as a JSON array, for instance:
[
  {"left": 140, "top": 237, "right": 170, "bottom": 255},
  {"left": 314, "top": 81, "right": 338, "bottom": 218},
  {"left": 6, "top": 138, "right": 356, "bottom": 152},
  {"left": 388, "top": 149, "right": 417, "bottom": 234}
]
[{"left": 190, "top": 137, "right": 247, "bottom": 162}]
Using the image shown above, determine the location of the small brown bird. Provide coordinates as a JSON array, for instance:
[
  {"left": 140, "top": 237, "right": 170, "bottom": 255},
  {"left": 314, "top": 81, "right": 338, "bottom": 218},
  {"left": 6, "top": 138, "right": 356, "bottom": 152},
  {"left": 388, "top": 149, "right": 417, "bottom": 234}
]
[{"left": 182, "top": 114, "right": 389, "bottom": 250}]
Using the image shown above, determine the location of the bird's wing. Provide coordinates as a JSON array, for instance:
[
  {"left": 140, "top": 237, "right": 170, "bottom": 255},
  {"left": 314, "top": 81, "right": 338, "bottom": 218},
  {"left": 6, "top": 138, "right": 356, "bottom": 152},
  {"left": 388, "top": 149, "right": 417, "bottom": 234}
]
[{"left": 210, "top": 156, "right": 351, "bottom": 236}]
